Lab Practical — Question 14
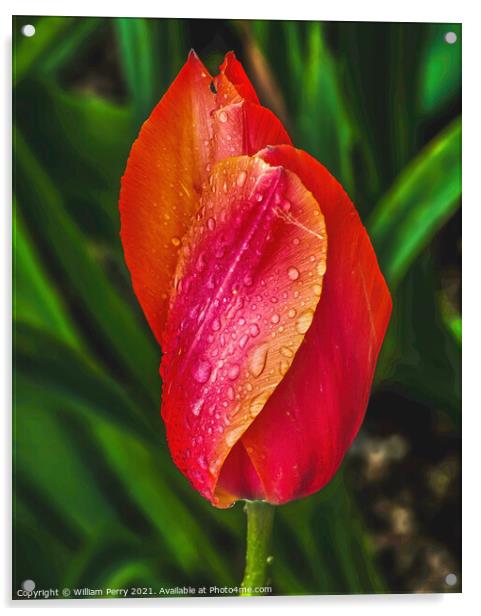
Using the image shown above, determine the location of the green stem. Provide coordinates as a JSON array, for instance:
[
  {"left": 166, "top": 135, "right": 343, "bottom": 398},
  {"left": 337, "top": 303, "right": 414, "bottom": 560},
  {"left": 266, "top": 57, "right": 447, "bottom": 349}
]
[{"left": 240, "top": 501, "right": 275, "bottom": 596}]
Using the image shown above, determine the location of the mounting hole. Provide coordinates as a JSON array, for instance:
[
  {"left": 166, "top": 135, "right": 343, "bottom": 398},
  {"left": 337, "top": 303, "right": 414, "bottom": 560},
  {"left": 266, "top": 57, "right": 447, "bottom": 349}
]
[
  {"left": 21, "top": 24, "right": 36, "bottom": 37},
  {"left": 445, "top": 31, "right": 457, "bottom": 45},
  {"left": 445, "top": 573, "right": 457, "bottom": 586},
  {"left": 22, "top": 579, "right": 36, "bottom": 591}
]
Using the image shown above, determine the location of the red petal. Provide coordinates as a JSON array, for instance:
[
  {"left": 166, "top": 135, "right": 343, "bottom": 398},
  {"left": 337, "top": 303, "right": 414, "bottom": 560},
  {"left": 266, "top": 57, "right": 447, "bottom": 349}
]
[
  {"left": 215, "top": 51, "right": 260, "bottom": 104},
  {"left": 211, "top": 101, "right": 291, "bottom": 162},
  {"left": 160, "top": 155, "right": 327, "bottom": 507},
  {"left": 236, "top": 145, "right": 392, "bottom": 504}
]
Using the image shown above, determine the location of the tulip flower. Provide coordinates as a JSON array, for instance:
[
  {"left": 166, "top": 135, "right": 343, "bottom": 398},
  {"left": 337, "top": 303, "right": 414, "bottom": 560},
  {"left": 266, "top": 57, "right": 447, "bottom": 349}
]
[{"left": 119, "top": 50, "right": 391, "bottom": 590}]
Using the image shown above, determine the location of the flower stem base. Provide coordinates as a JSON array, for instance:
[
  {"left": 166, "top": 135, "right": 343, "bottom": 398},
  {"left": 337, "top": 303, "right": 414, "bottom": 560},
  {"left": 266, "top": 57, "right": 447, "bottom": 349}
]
[{"left": 240, "top": 500, "right": 275, "bottom": 596}]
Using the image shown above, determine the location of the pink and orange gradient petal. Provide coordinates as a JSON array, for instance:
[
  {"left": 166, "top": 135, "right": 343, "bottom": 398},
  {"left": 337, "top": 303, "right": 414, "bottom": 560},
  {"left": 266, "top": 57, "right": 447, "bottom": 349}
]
[
  {"left": 120, "top": 52, "right": 291, "bottom": 346},
  {"left": 160, "top": 155, "right": 327, "bottom": 507}
]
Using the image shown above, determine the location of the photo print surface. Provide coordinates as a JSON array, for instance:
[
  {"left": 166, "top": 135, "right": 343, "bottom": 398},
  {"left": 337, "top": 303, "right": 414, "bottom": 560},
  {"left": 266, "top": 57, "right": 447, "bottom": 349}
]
[{"left": 13, "top": 15, "right": 461, "bottom": 599}]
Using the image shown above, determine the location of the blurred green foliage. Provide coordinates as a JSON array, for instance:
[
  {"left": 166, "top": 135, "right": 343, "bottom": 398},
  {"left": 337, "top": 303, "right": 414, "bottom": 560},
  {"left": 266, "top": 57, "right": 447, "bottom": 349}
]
[{"left": 13, "top": 16, "right": 461, "bottom": 596}]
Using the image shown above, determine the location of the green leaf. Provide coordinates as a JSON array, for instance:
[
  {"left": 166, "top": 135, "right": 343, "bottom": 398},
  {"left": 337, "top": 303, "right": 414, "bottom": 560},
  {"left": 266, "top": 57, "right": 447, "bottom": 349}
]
[
  {"left": 369, "top": 118, "right": 461, "bottom": 288},
  {"left": 297, "top": 22, "right": 355, "bottom": 193},
  {"left": 419, "top": 24, "right": 461, "bottom": 115},
  {"left": 13, "top": 16, "right": 75, "bottom": 86},
  {"left": 13, "top": 127, "right": 160, "bottom": 404},
  {"left": 115, "top": 18, "right": 156, "bottom": 122},
  {"left": 40, "top": 17, "right": 103, "bottom": 75},
  {"left": 13, "top": 205, "right": 80, "bottom": 348},
  {"left": 14, "top": 323, "right": 154, "bottom": 438}
]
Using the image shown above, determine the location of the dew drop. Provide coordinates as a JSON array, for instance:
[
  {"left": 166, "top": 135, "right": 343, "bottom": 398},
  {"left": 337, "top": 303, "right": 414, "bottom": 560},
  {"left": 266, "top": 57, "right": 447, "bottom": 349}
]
[
  {"left": 296, "top": 309, "right": 315, "bottom": 334},
  {"left": 211, "top": 318, "right": 221, "bottom": 331},
  {"left": 279, "top": 360, "right": 290, "bottom": 376},
  {"left": 249, "top": 388, "right": 273, "bottom": 417},
  {"left": 237, "top": 171, "right": 247, "bottom": 187},
  {"left": 192, "top": 399, "right": 204, "bottom": 416},
  {"left": 207, "top": 217, "right": 216, "bottom": 231},
  {"left": 280, "top": 346, "right": 294, "bottom": 358},
  {"left": 171, "top": 236, "right": 181, "bottom": 247},
  {"left": 271, "top": 313, "right": 280, "bottom": 324},
  {"left": 239, "top": 333, "right": 249, "bottom": 349},
  {"left": 227, "top": 364, "right": 240, "bottom": 380},
  {"left": 313, "top": 284, "right": 322, "bottom": 296},
  {"left": 198, "top": 455, "right": 208, "bottom": 470},
  {"left": 243, "top": 274, "right": 253, "bottom": 287},
  {"left": 227, "top": 386, "right": 235, "bottom": 401},
  {"left": 288, "top": 308, "right": 296, "bottom": 318},
  {"left": 248, "top": 344, "right": 268, "bottom": 377},
  {"left": 193, "top": 360, "right": 211, "bottom": 384},
  {"left": 226, "top": 425, "right": 244, "bottom": 447},
  {"left": 288, "top": 266, "right": 300, "bottom": 281},
  {"left": 249, "top": 323, "right": 260, "bottom": 337},
  {"left": 282, "top": 200, "right": 291, "bottom": 212},
  {"left": 219, "top": 110, "right": 228, "bottom": 123},
  {"left": 196, "top": 253, "right": 206, "bottom": 272},
  {"left": 317, "top": 261, "right": 327, "bottom": 276}
]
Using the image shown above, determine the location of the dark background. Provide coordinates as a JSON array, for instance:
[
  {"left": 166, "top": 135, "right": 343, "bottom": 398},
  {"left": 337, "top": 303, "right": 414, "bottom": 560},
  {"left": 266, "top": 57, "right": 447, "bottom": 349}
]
[{"left": 13, "top": 16, "right": 461, "bottom": 596}]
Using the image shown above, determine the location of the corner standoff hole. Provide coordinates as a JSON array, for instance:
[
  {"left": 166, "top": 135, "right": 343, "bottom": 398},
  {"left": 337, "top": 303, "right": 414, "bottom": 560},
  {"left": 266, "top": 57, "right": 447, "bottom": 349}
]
[
  {"left": 445, "top": 573, "right": 457, "bottom": 586},
  {"left": 21, "top": 24, "right": 36, "bottom": 37},
  {"left": 445, "top": 31, "right": 457, "bottom": 44}
]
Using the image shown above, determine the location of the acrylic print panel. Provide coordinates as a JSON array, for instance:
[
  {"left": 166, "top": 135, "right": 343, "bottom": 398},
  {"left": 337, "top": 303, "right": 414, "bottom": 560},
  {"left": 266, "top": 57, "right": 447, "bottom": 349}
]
[{"left": 12, "top": 15, "right": 461, "bottom": 600}]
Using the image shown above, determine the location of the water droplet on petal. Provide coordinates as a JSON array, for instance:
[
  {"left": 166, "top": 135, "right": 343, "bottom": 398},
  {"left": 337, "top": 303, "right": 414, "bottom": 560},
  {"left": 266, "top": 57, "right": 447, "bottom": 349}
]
[
  {"left": 219, "top": 110, "right": 228, "bottom": 123},
  {"left": 296, "top": 309, "right": 315, "bottom": 334},
  {"left": 192, "top": 399, "right": 204, "bottom": 416},
  {"left": 313, "top": 284, "right": 322, "bottom": 296},
  {"left": 317, "top": 261, "right": 327, "bottom": 276},
  {"left": 227, "top": 364, "right": 240, "bottom": 380},
  {"left": 207, "top": 217, "right": 216, "bottom": 231},
  {"left": 279, "top": 360, "right": 290, "bottom": 375},
  {"left": 249, "top": 323, "right": 260, "bottom": 337},
  {"left": 248, "top": 344, "right": 268, "bottom": 377},
  {"left": 211, "top": 318, "right": 221, "bottom": 331},
  {"left": 280, "top": 346, "right": 294, "bottom": 358},
  {"left": 288, "top": 266, "right": 300, "bottom": 281},
  {"left": 288, "top": 308, "right": 296, "bottom": 318},
  {"left": 193, "top": 360, "right": 211, "bottom": 384},
  {"left": 249, "top": 388, "right": 273, "bottom": 417},
  {"left": 226, "top": 425, "right": 244, "bottom": 447},
  {"left": 227, "top": 386, "right": 235, "bottom": 401},
  {"left": 198, "top": 455, "right": 208, "bottom": 469},
  {"left": 171, "top": 236, "right": 181, "bottom": 247},
  {"left": 271, "top": 313, "right": 280, "bottom": 324},
  {"left": 239, "top": 333, "right": 249, "bottom": 349},
  {"left": 237, "top": 171, "right": 247, "bottom": 187}
]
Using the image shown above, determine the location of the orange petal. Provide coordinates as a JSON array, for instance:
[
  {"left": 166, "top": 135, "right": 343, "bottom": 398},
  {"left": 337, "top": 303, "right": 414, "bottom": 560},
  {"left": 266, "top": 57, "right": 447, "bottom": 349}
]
[
  {"left": 119, "top": 51, "right": 215, "bottom": 344},
  {"left": 159, "top": 155, "right": 327, "bottom": 507}
]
